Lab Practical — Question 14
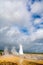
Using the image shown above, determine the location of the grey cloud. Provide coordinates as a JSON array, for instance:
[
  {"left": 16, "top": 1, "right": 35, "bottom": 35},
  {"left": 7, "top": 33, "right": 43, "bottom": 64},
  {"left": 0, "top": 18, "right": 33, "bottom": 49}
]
[{"left": 0, "top": 0, "right": 43, "bottom": 52}]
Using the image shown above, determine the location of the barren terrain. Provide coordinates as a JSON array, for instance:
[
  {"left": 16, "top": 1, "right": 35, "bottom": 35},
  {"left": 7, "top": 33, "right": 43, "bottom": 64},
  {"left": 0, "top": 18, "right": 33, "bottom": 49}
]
[{"left": 0, "top": 54, "right": 43, "bottom": 65}]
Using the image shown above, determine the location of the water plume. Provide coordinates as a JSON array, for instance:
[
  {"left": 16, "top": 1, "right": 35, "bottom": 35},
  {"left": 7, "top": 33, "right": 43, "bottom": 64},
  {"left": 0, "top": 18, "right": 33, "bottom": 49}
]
[
  {"left": 11, "top": 47, "right": 18, "bottom": 55},
  {"left": 4, "top": 47, "right": 9, "bottom": 55},
  {"left": 19, "top": 44, "right": 23, "bottom": 55}
]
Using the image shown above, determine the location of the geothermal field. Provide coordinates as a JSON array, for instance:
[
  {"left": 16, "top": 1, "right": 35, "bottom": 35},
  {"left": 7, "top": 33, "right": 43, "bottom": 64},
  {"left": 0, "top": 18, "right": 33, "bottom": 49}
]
[{"left": 0, "top": 44, "right": 43, "bottom": 65}]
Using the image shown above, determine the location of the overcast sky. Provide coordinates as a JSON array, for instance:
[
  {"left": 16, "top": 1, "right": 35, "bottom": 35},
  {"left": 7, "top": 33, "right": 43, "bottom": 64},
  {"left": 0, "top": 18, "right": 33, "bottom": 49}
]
[{"left": 0, "top": 0, "right": 43, "bottom": 52}]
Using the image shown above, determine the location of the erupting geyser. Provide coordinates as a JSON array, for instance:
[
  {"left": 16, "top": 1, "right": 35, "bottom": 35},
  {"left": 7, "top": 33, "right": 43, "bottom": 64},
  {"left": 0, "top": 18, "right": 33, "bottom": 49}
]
[
  {"left": 3, "top": 44, "right": 23, "bottom": 56},
  {"left": 19, "top": 44, "right": 23, "bottom": 55},
  {"left": 4, "top": 47, "right": 9, "bottom": 55},
  {"left": 11, "top": 47, "right": 18, "bottom": 55}
]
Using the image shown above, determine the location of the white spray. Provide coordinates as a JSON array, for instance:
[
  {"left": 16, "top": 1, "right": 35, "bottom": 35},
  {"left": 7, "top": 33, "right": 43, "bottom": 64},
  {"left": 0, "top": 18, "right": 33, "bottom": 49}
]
[
  {"left": 19, "top": 44, "right": 23, "bottom": 55},
  {"left": 11, "top": 47, "right": 18, "bottom": 55},
  {"left": 4, "top": 47, "right": 9, "bottom": 55}
]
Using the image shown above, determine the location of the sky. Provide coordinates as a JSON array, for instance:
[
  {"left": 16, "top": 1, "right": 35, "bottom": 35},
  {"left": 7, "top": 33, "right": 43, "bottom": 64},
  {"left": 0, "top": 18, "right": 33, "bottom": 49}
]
[{"left": 0, "top": 0, "right": 43, "bottom": 52}]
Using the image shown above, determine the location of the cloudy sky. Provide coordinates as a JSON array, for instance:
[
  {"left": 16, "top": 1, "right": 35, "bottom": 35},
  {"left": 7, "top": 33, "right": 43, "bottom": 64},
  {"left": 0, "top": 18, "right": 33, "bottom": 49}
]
[{"left": 0, "top": 0, "right": 43, "bottom": 52}]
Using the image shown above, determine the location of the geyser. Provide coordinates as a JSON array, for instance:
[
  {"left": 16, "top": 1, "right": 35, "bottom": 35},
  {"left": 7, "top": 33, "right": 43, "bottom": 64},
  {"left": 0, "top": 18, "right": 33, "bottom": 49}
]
[
  {"left": 19, "top": 44, "right": 23, "bottom": 55},
  {"left": 4, "top": 47, "right": 9, "bottom": 55},
  {"left": 3, "top": 44, "right": 23, "bottom": 56},
  {"left": 11, "top": 47, "right": 18, "bottom": 55}
]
